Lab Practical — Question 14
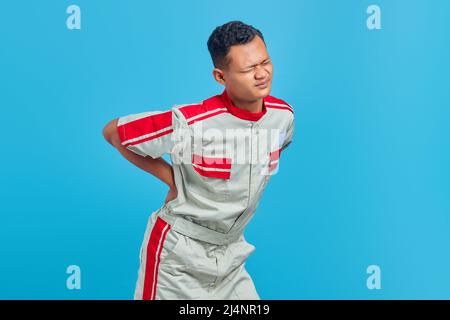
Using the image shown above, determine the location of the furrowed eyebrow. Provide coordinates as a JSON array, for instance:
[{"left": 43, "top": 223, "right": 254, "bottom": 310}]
[{"left": 243, "top": 58, "right": 270, "bottom": 69}]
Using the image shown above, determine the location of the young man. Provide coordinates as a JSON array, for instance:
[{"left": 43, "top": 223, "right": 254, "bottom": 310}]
[{"left": 103, "top": 21, "right": 295, "bottom": 300}]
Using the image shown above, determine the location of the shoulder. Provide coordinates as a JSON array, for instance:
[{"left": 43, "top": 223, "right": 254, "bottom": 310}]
[
  {"left": 264, "top": 95, "right": 294, "bottom": 115},
  {"left": 264, "top": 94, "right": 295, "bottom": 129},
  {"left": 172, "top": 94, "right": 227, "bottom": 125}
]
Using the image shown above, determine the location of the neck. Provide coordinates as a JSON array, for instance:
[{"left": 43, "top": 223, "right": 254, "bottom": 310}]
[{"left": 230, "top": 96, "right": 264, "bottom": 113}]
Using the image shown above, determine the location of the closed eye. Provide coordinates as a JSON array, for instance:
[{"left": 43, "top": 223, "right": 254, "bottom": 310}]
[{"left": 241, "top": 59, "right": 271, "bottom": 73}]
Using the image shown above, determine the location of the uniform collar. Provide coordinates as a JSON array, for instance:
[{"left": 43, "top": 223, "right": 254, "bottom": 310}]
[{"left": 220, "top": 89, "right": 267, "bottom": 122}]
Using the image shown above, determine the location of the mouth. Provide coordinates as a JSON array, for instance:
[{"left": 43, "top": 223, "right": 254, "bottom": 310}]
[{"left": 255, "top": 80, "right": 269, "bottom": 89}]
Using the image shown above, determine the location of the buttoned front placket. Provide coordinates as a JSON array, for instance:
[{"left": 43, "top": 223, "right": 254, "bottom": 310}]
[
  {"left": 219, "top": 89, "right": 269, "bottom": 235},
  {"left": 245, "top": 121, "right": 262, "bottom": 209},
  {"left": 246, "top": 121, "right": 255, "bottom": 209},
  {"left": 227, "top": 120, "right": 263, "bottom": 235}
]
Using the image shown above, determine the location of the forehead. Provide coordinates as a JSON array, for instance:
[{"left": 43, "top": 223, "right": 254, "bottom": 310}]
[{"left": 226, "top": 36, "right": 269, "bottom": 69}]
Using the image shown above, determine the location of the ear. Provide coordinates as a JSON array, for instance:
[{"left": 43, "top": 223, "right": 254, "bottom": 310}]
[{"left": 212, "top": 68, "right": 226, "bottom": 85}]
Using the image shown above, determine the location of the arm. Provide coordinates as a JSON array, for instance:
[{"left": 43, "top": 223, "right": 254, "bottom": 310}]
[{"left": 103, "top": 118, "right": 177, "bottom": 202}]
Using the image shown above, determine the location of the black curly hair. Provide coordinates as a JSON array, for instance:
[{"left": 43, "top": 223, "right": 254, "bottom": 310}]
[{"left": 207, "top": 21, "right": 265, "bottom": 69}]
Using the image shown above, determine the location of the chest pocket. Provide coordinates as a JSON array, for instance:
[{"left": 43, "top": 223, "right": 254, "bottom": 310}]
[{"left": 190, "top": 152, "right": 232, "bottom": 201}]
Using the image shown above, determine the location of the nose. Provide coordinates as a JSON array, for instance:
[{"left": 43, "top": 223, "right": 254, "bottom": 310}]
[{"left": 254, "top": 65, "right": 268, "bottom": 79}]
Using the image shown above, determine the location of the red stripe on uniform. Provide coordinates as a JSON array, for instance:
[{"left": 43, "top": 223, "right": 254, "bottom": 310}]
[
  {"left": 192, "top": 153, "right": 232, "bottom": 169},
  {"left": 269, "top": 148, "right": 282, "bottom": 173},
  {"left": 264, "top": 96, "right": 293, "bottom": 110},
  {"left": 187, "top": 109, "right": 228, "bottom": 126},
  {"left": 269, "top": 162, "right": 278, "bottom": 172},
  {"left": 193, "top": 165, "right": 231, "bottom": 179},
  {"left": 142, "top": 217, "right": 170, "bottom": 300},
  {"left": 123, "top": 128, "right": 173, "bottom": 147},
  {"left": 179, "top": 103, "right": 223, "bottom": 120},
  {"left": 266, "top": 105, "right": 294, "bottom": 114},
  {"left": 270, "top": 148, "right": 282, "bottom": 161},
  {"left": 118, "top": 111, "right": 172, "bottom": 143}
]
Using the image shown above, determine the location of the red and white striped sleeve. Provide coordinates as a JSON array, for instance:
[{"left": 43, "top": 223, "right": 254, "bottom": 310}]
[{"left": 116, "top": 108, "right": 176, "bottom": 159}]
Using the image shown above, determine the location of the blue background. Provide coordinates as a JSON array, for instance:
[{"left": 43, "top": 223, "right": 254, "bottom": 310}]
[{"left": 1, "top": 0, "right": 449, "bottom": 299}]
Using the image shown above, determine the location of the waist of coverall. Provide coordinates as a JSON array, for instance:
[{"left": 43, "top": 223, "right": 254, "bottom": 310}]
[{"left": 156, "top": 206, "right": 242, "bottom": 246}]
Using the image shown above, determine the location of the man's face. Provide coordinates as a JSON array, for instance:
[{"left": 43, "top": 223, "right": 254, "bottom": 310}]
[{"left": 218, "top": 36, "right": 273, "bottom": 103}]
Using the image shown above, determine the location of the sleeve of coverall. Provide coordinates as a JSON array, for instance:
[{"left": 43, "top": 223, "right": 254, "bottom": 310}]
[
  {"left": 281, "top": 114, "right": 295, "bottom": 152},
  {"left": 116, "top": 108, "right": 178, "bottom": 159}
]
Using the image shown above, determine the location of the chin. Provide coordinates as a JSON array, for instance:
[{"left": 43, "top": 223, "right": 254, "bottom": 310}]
[{"left": 254, "top": 86, "right": 271, "bottom": 99}]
